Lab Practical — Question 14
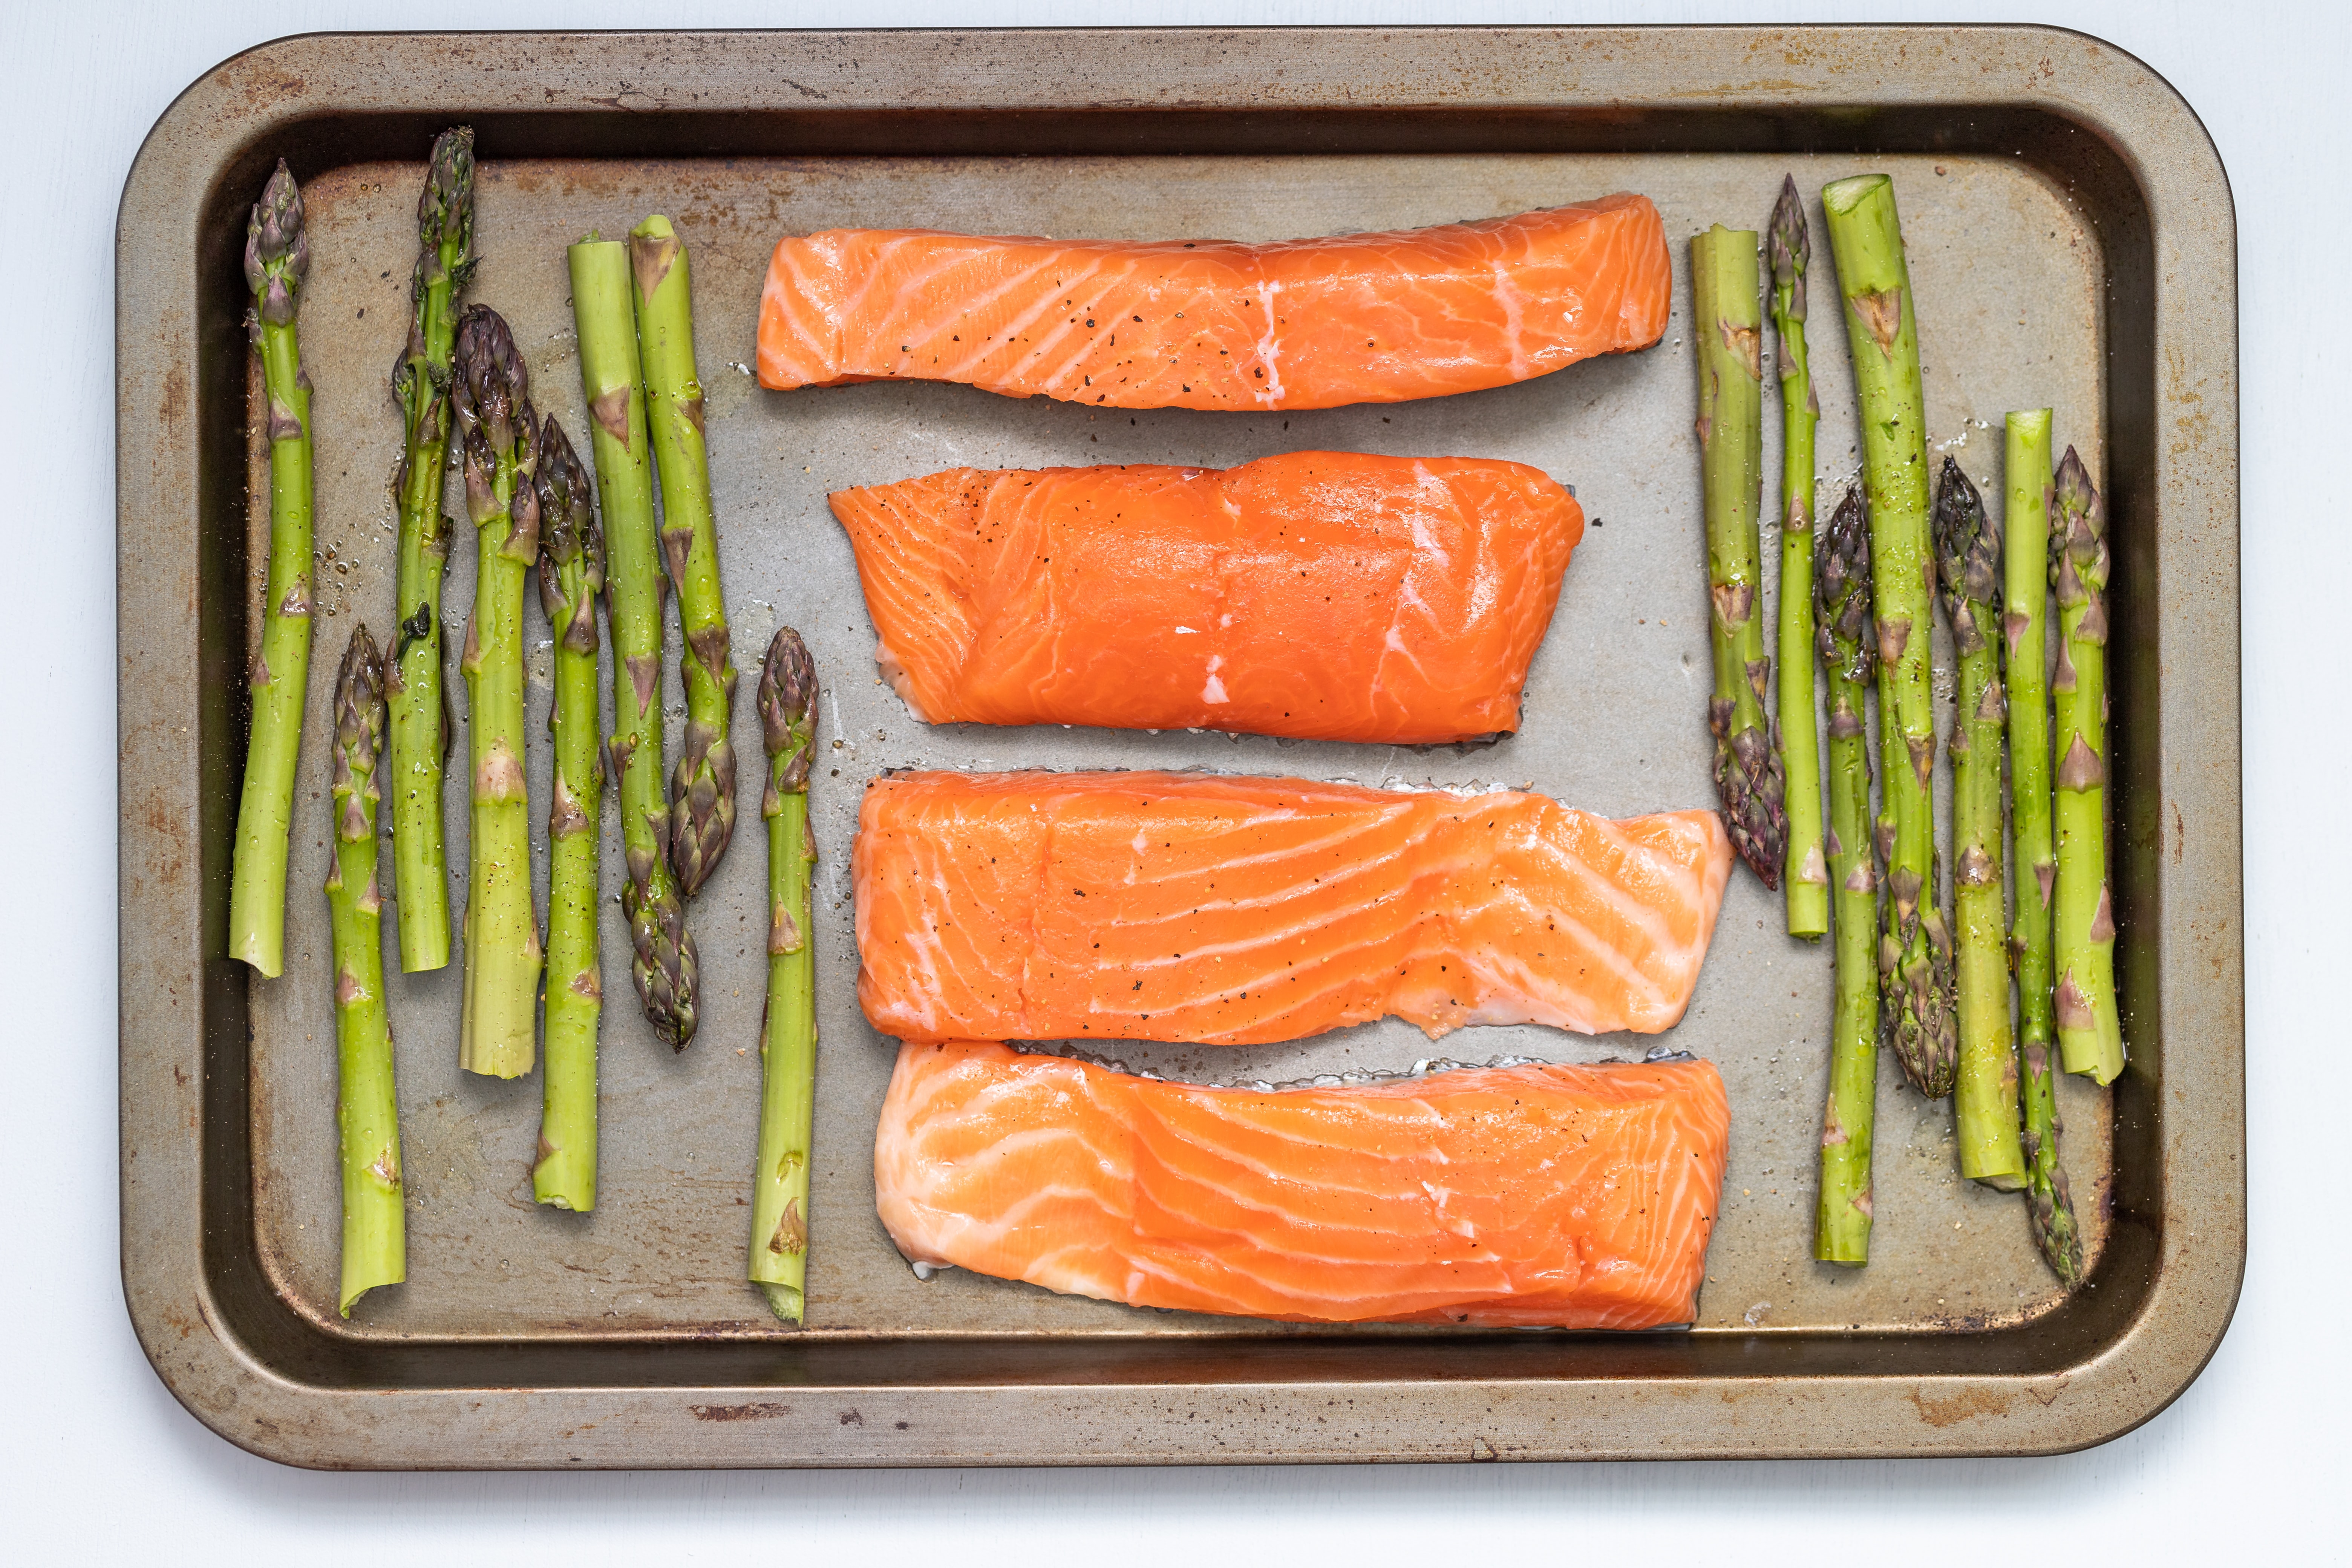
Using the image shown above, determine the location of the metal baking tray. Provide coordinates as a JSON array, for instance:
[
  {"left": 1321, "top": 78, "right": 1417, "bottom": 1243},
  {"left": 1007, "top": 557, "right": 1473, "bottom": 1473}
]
[{"left": 118, "top": 25, "right": 2242, "bottom": 1467}]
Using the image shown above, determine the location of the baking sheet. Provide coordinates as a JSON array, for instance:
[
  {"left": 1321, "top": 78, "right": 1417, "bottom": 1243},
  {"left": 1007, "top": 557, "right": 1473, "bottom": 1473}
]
[{"left": 248, "top": 147, "right": 2111, "bottom": 1345}]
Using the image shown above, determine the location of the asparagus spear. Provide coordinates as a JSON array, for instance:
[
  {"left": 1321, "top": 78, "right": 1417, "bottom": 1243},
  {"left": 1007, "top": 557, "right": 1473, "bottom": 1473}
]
[
  {"left": 630, "top": 215, "right": 739, "bottom": 900},
  {"left": 452, "top": 306, "right": 544, "bottom": 1078},
  {"left": 226, "top": 161, "right": 315, "bottom": 977},
  {"left": 2005, "top": 411, "right": 2085, "bottom": 1282},
  {"left": 569, "top": 238, "right": 700, "bottom": 1048},
  {"left": 1690, "top": 224, "right": 1787, "bottom": 888},
  {"left": 1813, "top": 487, "right": 1880, "bottom": 1264},
  {"left": 1821, "top": 173, "right": 1955, "bottom": 1098},
  {"left": 386, "top": 127, "right": 474, "bottom": 975},
  {"left": 750, "top": 627, "right": 820, "bottom": 1322},
  {"left": 1770, "top": 178, "right": 1828, "bottom": 938},
  {"left": 2050, "top": 447, "right": 2125, "bottom": 1084},
  {"left": 325, "top": 625, "right": 404, "bottom": 1315},
  {"left": 533, "top": 417, "right": 606, "bottom": 1210},
  {"left": 1934, "top": 458, "right": 2026, "bottom": 1187}
]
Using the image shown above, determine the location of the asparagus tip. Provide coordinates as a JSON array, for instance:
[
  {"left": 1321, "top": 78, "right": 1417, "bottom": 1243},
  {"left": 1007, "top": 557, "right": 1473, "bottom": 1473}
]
[
  {"left": 245, "top": 158, "right": 308, "bottom": 320},
  {"left": 534, "top": 415, "right": 605, "bottom": 634},
  {"left": 1768, "top": 174, "right": 1808, "bottom": 303},
  {"left": 418, "top": 125, "right": 476, "bottom": 258},
  {"left": 451, "top": 305, "right": 535, "bottom": 469},
  {"left": 334, "top": 623, "right": 387, "bottom": 768},
  {"left": 2053, "top": 445, "right": 2100, "bottom": 519},
  {"left": 759, "top": 627, "right": 818, "bottom": 753},
  {"left": 1815, "top": 486, "right": 1875, "bottom": 684},
  {"left": 534, "top": 415, "right": 598, "bottom": 561},
  {"left": 1932, "top": 456, "right": 2001, "bottom": 639}
]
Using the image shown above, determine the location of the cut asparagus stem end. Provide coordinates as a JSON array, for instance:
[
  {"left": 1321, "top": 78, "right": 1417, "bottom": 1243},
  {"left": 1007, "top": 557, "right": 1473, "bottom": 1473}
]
[{"left": 1821, "top": 172, "right": 1889, "bottom": 215}]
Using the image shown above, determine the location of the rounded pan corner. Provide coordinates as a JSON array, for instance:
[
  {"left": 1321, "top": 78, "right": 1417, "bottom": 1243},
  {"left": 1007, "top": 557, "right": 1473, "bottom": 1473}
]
[
  {"left": 2038, "top": 1292, "right": 2245, "bottom": 1458},
  {"left": 119, "top": 1277, "right": 320, "bottom": 1473},
  {"left": 116, "top": 29, "right": 323, "bottom": 252},
  {"left": 1998, "top": 20, "right": 2237, "bottom": 222}
]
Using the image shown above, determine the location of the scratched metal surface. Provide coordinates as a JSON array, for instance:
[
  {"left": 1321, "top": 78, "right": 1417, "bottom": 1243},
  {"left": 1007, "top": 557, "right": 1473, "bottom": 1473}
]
[{"left": 246, "top": 147, "right": 2112, "bottom": 1346}]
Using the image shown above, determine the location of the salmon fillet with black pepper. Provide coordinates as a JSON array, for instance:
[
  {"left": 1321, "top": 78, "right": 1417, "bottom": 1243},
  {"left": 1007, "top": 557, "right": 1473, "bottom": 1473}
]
[
  {"left": 874, "top": 1041, "right": 1730, "bottom": 1328},
  {"left": 830, "top": 452, "right": 1585, "bottom": 744},
  {"left": 756, "top": 194, "right": 1671, "bottom": 410},
  {"left": 853, "top": 770, "right": 1733, "bottom": 1046}
]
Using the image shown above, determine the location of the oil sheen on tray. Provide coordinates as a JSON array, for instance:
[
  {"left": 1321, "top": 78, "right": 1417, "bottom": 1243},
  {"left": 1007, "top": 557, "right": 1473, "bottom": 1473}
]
[
  {"left": 876, "top": 1041, "right": 1731, "bottom": 1328},
  {"left": 756, "top": 194, "right": 1671, "bottom": 410},
  {"left": 831, "top": 451, "right": 1585, "bottom": 743},
  {"left": 854, "top": 770, "right": 1734, "bottom": 1046}
]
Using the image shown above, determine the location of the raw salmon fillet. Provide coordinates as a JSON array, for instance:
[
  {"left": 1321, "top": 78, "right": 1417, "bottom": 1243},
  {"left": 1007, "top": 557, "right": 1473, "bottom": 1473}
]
[
  {"left": 757, "top": 194, "right": 1671, "bottom": 410},
  {"left": 875, "top": 1041, "right": 1730, "bottom": 1328},
  {"left": 855, "top": 770, "right": 1733, "bottom": 1046},
  {"left": 831, "top": 452, "right": 1585, "bottom": 743}
]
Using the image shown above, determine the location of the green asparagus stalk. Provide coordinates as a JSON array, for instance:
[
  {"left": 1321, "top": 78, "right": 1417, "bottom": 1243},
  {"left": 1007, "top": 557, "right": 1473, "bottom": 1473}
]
[
  {"left": 1821, "top": 173, "right": 1955, "bottom": 1098},
  {"left": 1690, "top": 224, "right": 1787, "bottom": 888},
  {"left": 750, "top": 627, "right": 820, "bottom": 1323},
  {"left": 452, "top": 306, "right": 544, "bottom": 1078},
  {"left": 2050, "top": 447, "right": 2125, "bottom": 1084},
  {"left": 325, "top": 625, "right": 404, "bottom": 1315},
  {"left": 2005, "top": 411, "right": 2085, "bottom": 1282},
  {"left": 1813, "top": 487, "right": 1880, "bottom": 1264},
  {"left": 533, "top": 417, "right": 606, "bottom": 1210},
  {"left": 629, "top": 215, "right": 739, "bottom": 900},
  {"left": 1770, "top": 178, "right": 1828, "bottom": 939},
  {"left": 569, "top": 238, "right": 699, "bottom": 1049},
  {"left": 386, "top": 127, "right": 474, "bottom": 975},
  {"left": 227, "top": 161, "right": 315, "bottom": 978},
  {"left": 1934, "top": 458, "right": 2026, "bottom": 1187}
]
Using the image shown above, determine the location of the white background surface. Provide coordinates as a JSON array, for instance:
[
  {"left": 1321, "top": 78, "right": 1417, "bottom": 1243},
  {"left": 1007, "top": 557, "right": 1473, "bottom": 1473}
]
[{"left": 5, "top": 0, "right": 2343, "bottom": 1558}]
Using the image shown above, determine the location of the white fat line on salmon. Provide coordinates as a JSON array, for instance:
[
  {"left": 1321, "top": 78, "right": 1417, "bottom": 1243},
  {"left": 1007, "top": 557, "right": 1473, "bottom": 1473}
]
[
  {"left": 1490, "top": 257, "right": 1532, "bottom": 382},
  {"left": 838, "top": 232, "right": 936, "bottom": 363},
  {"left": 917, "top": 249, "right": 1092, "bottom": 386},
  {"left": 1250, "top": 280, "right": 1286, "bottom": 406},
  {"left": 875, "top": 237, "right": 1058, "bottom": 374},
  {"left": 914, "top": 249, "right": 1076, "bottom": 383},
  {"left": 1003, "top": 255, "right": 1128, "bottom": 397},
  {"left": 769, "top": 247, "right": 841, "bottom": 368}
]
